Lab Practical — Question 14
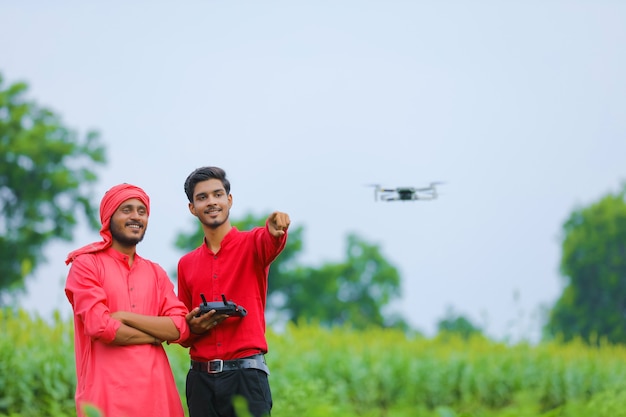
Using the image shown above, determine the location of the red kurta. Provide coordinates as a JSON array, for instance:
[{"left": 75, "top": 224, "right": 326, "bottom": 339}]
[
  {"left": 65, "top": 247, "right": 189, "bottom": 417},
  {"left": 177, "top": 224, "right": 286, "bottom": 361}
]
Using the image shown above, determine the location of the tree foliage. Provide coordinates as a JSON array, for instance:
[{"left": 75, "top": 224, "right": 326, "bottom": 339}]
[
  {"left": 0, "top": 73, "right": 106, "bottom": 300},
  {"left": 545, "top": 184, "right": 626, "bottom": 344},
  {"left": 174, "top": 213, "right": 408, "bottom": 330},
  {"left": 281, "top": 233, "right": 408, "bottom": 330},
  {"left": 436, "top": 307, "right": 483, "bottom": 340}
]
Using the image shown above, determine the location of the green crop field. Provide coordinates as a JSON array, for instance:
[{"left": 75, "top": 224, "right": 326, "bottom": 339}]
[{"left": 3, "top": 309, "right": 626, "bottom": 417}]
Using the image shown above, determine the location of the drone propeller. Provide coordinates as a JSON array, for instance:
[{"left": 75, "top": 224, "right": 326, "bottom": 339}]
[
  {"left": 364, "top": 184, "right": 383, "bottom": 201},
  {"left": 412, "top": 181, "right": 445, "bottom": 191}
]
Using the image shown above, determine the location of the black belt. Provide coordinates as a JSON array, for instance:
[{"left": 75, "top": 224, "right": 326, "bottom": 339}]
[{"left": 191, "top": 354, "right": 269, "bottom": 375}]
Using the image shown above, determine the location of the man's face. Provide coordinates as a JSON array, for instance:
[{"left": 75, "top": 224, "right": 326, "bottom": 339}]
[
  {"left": 189, "top": 179, "right": 232, "bottom": 229},
  {"left": 110, "top": 198, "right": 148, "bottom": 247}
]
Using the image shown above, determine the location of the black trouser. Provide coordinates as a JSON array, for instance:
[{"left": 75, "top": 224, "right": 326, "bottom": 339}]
[{"left": 186, "top": 367, "right": 272, "bottom": 417}]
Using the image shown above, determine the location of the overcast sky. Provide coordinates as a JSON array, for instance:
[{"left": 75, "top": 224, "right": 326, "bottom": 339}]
[{"left": 2, "top": 1, "right": 625, "bottom": 342}]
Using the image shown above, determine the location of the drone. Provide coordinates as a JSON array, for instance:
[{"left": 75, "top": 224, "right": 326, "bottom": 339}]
[{"left": 368, "top": 182, "right": 444, "bottom": 202}]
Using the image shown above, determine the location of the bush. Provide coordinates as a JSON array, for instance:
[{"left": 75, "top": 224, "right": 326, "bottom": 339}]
[{"left": 5, "top": 310, "right": 626, "bottom": 417}]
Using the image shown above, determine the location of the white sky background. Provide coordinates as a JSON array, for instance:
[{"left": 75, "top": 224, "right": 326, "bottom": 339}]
[{"left": 1, "top": 1, "right": 625, "bottom": 342}]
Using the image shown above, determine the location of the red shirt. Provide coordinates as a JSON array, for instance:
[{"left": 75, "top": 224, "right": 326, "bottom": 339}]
[
  {"left": 177, "top": 223, "right": 287, "bottom": 361},
  {"left": 65, "top": 247, "right": 189, "bottom": 417}
]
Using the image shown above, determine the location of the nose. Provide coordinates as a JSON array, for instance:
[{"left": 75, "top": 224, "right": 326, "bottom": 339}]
[{"left": 206, "top": 195, "right": 220, "bottom": 205}]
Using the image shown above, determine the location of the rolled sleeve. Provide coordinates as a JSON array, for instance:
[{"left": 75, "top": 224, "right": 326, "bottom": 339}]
[
  {"left": 154, "top": 263, "right": 191, "bottom": 343},
  {"left": 65, "top": 255, "right": 121, "bottom": 343}
]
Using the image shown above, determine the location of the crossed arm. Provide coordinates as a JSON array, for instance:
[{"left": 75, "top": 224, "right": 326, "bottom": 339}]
[{"left": 110, "top": 312, "right": 180, "bottom": 346}]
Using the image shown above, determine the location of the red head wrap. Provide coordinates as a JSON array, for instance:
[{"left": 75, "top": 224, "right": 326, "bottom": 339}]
[{"left": 65, "top": 183, "right": 150, "bottom": 265}]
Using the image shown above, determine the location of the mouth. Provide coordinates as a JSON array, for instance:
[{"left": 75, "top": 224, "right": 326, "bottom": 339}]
[
  {"left": 204, "top": 207, "right": 221, "bottom": 215},
  {"left": 126, "top": 222, "right": 143, "bottom": 231}
]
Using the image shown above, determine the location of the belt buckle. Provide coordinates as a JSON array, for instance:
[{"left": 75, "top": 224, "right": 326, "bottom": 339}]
[{"left": 207, "top": 359, "right": 223, "bottom": 373}]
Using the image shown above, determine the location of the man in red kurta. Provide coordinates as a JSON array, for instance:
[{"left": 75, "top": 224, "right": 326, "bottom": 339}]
[
  {"left": 65, "top": 183, "right": 190, "bottom": 417},
  {"left": 178, "top": 166, "right": 289, "bottom": 417}
]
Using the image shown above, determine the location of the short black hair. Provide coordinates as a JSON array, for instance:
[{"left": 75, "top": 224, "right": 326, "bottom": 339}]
[{"left": 184, "top": 166, "right": 231, "bottom": 203}]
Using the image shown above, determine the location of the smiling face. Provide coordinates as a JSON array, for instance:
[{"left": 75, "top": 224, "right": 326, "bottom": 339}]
[
  {"left": 109, "top": 198, "right": 148, "bottom": 249},
  {"left": 188, "top": 178, "right": 232, "bottom": 230}
]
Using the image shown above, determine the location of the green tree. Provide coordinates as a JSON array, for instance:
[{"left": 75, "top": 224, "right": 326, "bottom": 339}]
[
  {"left": 284, "top": 233, "right": 409, "bottom": 330},
  {"left": 0, "top": 73, "right": 106, "bottom": 301},
  {"left": 174, "top": 213, "right": 408, "bottom": 330},
  {"left": 436, "top": 307, "right": 483, "bottom": 339},
  {"left": 545, "top": 184, "right": 626, "bottom": 344}
]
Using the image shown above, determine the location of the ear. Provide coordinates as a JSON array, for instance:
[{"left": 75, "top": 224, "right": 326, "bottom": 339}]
[
  {"left": 228, "top": 194, "right": 233, "bottom": 208},
  {"left": 188, "top": 202, "right": 196, "bottom": 216}
]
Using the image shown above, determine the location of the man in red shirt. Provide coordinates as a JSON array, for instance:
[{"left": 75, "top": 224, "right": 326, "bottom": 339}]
[
  {"left": 178, "top": 166, "right": 290, "bottom": 417},
  {"left": 65, "top": 183, "right": 189, "bottom": 417}
]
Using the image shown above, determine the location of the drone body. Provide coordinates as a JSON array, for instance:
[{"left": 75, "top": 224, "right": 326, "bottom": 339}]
[{"left": 369, "top": 182, "right": 443, "bottom": 202}]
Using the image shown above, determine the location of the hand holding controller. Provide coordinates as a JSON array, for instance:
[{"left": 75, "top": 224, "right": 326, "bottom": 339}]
[{"left": 196, "top": 293, "right": 247, "bottom": 318}]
